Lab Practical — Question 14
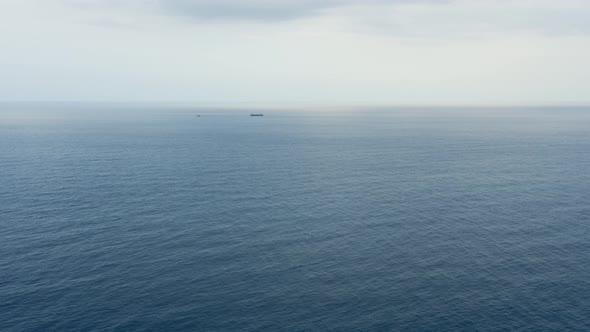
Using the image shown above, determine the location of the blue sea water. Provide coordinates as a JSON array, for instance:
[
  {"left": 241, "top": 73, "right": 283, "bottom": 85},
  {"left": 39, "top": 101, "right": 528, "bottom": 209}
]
[{"left": 1, "top": 104, "right": 590, "bottom": 331}]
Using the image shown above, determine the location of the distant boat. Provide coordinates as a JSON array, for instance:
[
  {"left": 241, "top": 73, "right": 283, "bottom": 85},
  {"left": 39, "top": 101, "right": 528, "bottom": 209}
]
[{"left": 250, "top": 113, "right": 264, "bottom": 117}]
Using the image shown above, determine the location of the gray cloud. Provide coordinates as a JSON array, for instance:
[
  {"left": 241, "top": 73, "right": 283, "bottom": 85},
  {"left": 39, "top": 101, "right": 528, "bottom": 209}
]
[
  {"left": 69, "top": 0, "right": 445, "bottom": 22},
  {"left": 160, "top": 0, "right": 340, "bottom": 21},
  {"left": 4, "top": 0, "right": 590, "bottom": 104},
  {"left": 161, "top": 0, "right": 448, "bottom": 21},
  {"left": 65, "top": 0, "right": 590, "bottom": 37}
]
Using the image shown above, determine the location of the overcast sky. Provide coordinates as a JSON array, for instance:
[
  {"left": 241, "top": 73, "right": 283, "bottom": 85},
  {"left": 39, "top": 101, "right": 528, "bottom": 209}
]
[{"left": 2, "top": 0, "right": 590, "bottom": 105}]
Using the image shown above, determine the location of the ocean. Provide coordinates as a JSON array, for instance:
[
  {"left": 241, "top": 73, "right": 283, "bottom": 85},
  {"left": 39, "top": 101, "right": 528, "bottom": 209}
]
[{"left": 2, "top": 104, "right": 590, "bottom": 331}]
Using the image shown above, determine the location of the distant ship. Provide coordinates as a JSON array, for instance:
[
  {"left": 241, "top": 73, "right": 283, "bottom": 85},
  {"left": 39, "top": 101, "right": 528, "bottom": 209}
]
[{"left": 250, "top": 113, "right": 264, "bottom": 117}]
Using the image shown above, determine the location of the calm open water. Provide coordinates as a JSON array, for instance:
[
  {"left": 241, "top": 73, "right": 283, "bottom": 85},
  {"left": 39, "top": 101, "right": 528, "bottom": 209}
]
[{"left": 2, "top": 104, "right": 590, "bottom": 331}]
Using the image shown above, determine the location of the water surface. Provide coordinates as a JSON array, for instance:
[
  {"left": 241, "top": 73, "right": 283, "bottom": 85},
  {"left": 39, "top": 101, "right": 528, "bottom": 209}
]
[{"left": 2, "top": 104, "right": 590, "bottom": 331}]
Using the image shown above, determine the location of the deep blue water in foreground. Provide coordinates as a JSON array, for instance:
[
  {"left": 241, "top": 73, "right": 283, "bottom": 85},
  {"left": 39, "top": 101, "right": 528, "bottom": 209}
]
[{"left": 2, "top": 105, "right": 590, "bottom": 331}]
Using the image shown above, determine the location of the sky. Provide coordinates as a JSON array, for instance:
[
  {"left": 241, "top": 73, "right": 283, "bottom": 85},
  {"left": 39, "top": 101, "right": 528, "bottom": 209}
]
[{"left": 1, "top": 0, "right": 590, "bottom": 105}]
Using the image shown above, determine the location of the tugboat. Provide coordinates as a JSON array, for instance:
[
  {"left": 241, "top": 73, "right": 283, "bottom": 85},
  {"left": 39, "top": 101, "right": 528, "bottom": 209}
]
[{"left": 250, "top": 113, "right": 264, "bottom": 117}]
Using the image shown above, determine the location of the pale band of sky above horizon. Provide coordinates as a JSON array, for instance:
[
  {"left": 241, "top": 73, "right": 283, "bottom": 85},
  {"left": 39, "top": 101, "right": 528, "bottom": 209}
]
[{"left": 1, "top": 0, "right": 590, "bottom": 105}]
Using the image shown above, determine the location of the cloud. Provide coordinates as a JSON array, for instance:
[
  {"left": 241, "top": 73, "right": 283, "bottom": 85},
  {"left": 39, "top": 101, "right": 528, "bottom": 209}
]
[
  {"left": 66, "top": 0, "right": 446, "bottom": 22},
  {"left": 161, "top": 0, "right": 340, "bottom": 21},
  {"left": 64, "top": 0, "right": 590, "bottom": 38},
  {"left": 3, "top": 0, "right": 590, "bottom": 103},
  {"left": 342, "top": 1, "right": 590, "bottom": 39},
  {"left": 159, "top": 0, "right": 442, "bottom": 21}
]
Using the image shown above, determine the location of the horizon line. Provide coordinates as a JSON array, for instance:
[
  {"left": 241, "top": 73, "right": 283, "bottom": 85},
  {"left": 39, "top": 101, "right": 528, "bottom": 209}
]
[{"left": 1, "top": 100, "right": 590, "bottom": 109}]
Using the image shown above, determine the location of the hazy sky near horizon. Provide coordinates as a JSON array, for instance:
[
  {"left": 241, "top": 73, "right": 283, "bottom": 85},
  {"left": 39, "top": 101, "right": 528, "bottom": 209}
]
[{"left": 2, "top": 0, "right": 590, "bottom": 105}]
